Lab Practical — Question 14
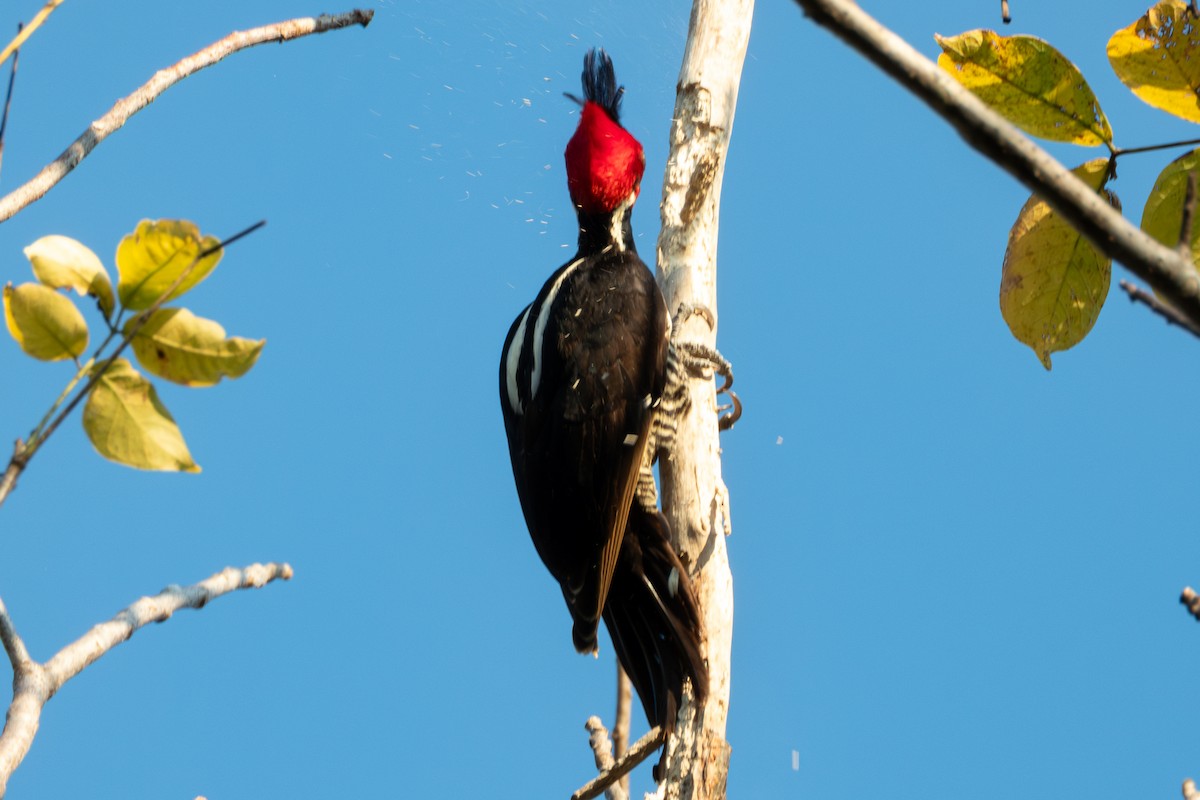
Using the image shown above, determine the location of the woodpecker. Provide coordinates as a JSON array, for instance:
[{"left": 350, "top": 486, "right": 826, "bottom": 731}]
[{"left": 500, "top": 49, "right": 708, "bottom": 780}]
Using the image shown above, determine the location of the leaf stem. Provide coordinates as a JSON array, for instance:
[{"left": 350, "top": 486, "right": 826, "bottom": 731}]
[
  {"left": 24, "top": 357, "right": 93, "bottom": 452},
  {"left": 1112, "top": 138, "right": 1200, "bottom": 160},
  {"left": 26, "top": 315, "right": 124, "bottom": 448},
  {"left": 0, "top": 10, "right": 372, "bottom": 223},
  {"left": 1105, "top": 139, "right": 1200, "bottom": 181}
]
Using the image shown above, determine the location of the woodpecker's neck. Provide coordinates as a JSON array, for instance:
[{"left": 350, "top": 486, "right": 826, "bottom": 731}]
[{"left": 575, "top": 195, "right": 637, "bottom": 256}]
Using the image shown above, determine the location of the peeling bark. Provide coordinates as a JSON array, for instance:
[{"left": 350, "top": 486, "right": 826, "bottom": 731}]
[{"left": 656, "top": 0, "right": 753, "bottom": 796}]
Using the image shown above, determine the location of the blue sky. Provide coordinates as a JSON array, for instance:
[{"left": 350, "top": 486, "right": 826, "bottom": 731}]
[{"left": 2, "top": 1, "right": 1199, "bottom": 797}]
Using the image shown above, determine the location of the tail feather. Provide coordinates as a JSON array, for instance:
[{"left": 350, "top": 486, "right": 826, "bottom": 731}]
[{"left": 601, "top": 506, "right": 708, "bottom": 780}]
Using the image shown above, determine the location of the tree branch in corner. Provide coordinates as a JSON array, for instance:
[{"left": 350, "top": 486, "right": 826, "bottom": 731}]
[
  {"left": 0, "top": 9, "right": 373, "bottom": 223},
  {"left": 793, "top": 0, "right": 1200, "bottom": 333},
  {"left": 0, "top": 562, "right": 293, "bottom": 794}
]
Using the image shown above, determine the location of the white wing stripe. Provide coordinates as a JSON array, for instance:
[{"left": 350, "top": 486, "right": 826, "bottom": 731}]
[
  {"left": 505, "top": 307, "right": 532, "bottom": 415},
  {"left": 529, "top": 257, "right": 585, "bottom": 401}
]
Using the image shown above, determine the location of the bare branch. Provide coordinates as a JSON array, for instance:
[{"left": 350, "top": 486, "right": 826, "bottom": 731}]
[
  {"left": 0, "top": 440, "right": 27, "bottom": 512},
  {"left": 581, "top": 717, "right": 626, "bottom": 800},
  {"left": 0, "top": 598, "right": 32, "bottom": 668},
  {"left": 1119, "top": 280, "right": 1200, "bottom": 338},
  {"left": 613, "top": 665, "right": 631, "bottom": 796},
  {"left": 572, "top": 725, "right": 666, "bottom": 800},
  {"left": 585, "top": 716, "right": 615, "bottom": 773},
  {"left": 793, "top": 0, "right": 1200, "bottom": 333},
  {"left": 0, "top": 597, "right": 50, "bottom": 797},
  {"left": 0, "top": 562, "right": 293, "bottom": 795},
  {"left": 0, "top": 9, "right": 373, "bottom": 223}
]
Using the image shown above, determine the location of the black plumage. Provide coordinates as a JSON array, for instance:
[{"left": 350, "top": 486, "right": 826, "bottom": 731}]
[{"left": 500, "top": 48, "right": 707, "bottom": 781}]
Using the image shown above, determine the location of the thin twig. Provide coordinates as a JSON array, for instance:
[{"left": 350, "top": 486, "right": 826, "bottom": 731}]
[
  {"left": 0, "top": 9, "right": 373, "bottom": 223},
  {"left": 572, "top": 726, "right": 666, "bottom": 800},
  {"left": 0, "top": 0, "right": 66, "bottom": 68},
  {"left": 1119, "top": 280, "right": 1200, "bottom": 339},
  {"left": 25, "top": 357, "right": 93, "bottom": 447},
  {"left": 613, "top": 665, "right": 632, "bottom": 796},
  {"left": 0, "top": 440, "right": 26, "bottom": 511},
  {"left": 1108, "top": 137, "right": 1200, "bottom": 181},
  {"left": 1113, "top": 137, "right": 1200, "bottom": 159},
  {"left": 0, "top": 23, "right": 21, "bottom": 182},
  {"left": 0, "top": 562, "right": 293, "bottom": 795},
  {"left": 0, "top": 220, "right": 266, "bottom": 511},
  {"left": 582, "top": 717, "right": 625, "bottom": 800}
]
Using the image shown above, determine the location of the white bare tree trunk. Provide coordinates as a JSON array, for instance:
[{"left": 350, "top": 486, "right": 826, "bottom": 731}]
[{"left": 657, "top": 0, "right": 753, "bottom": 796}]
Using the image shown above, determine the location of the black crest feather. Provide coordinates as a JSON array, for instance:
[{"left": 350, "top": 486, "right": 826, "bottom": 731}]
[{"left": 564, "top": 47, "right": 625, "bottom": 122}]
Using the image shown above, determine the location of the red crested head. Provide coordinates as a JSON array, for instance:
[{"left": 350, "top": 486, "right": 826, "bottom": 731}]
[
  {"left": 563, "top": 49, "right": 645, "bottom": 215},
  {"left": 565, "top": 103, "right": 645, "bottom": 214}
]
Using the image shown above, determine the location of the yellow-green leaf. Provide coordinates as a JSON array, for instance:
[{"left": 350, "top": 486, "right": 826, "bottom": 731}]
[
  {"left": 1141, "top": 148, "right": 1200, "bottom": 270},
  {"left": 999, "top": 160, "right": 1115, "bottom": 370},
  {"left": 1108, "top": 0, "right": 1200, "bottom": 124},
  {"left": 936, "top": 30, "right": 1113, "bottom": 147},
  {"left": 3, "top": 282, "right": 89, "bottom": 361},
  {"left": 82, "top": 358, "right": 200, "bottom": 472},
  {"left": 116, "top": 219, "right": 223, "bottom": 311},
  {"left": 126, "top": 308, "right": 265, "bottom": 387},
  {"left": 23, "top": 234, "right": 115, "bottom": 319}
]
